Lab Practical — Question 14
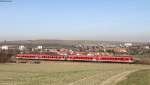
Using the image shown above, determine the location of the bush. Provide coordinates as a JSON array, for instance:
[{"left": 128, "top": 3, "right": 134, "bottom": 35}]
[
  {"left": 0, "top": 52, "right": 14, "bottom": 63},
  {"left": 138, "top": 58, "right": 150, "bottom": 65}
]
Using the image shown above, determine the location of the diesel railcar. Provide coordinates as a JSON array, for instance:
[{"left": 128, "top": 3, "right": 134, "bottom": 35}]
[{"left": 16, "top": 54, "right": 134, "bottom": 63}]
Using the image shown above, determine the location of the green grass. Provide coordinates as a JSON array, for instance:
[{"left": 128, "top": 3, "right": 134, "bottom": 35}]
[
  {"left": 0, "top": 62, "right": 149, "bottom": 85},
  {"left": 117, "top": 69, "right": 150, "bottom": 85}
]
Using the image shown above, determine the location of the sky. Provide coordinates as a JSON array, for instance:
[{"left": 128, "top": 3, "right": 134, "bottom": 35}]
[{"left": 0, "top": 0, "right": 150, "bottom": 42}]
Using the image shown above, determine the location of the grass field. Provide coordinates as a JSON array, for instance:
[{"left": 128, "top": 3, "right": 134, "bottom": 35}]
[
  {"left": 116, "top": 69, "right": 150, "bottom": 85},
  {"left": 0, "top": 62, "right": 149, "bottom": 85}
]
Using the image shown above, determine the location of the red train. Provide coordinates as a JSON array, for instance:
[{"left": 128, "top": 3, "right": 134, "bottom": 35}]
[{"left": 16, "top": 54, "right": 134, "bottom": 63}]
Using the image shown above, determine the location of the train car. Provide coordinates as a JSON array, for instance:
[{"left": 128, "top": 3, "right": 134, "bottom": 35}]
[
  {"left": 67, "top": 55, "right": 96, "bottom": 61},
  {"left": 16, "top": 54, "right": 134, "bottom": 63},
  {"left": 16, "top": 54, "right": 66, "bottom": 61},
  {"left": 96, "top": 56, "right": 134, "bottom": 63}
]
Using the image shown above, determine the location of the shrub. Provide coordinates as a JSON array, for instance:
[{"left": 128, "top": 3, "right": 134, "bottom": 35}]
[{"left": 138, "top": 58, "right": 150, "bottom": 65}]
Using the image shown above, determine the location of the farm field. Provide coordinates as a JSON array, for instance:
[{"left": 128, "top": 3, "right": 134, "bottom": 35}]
[
  {"left": 117, "top": 69, "right": 150, "bottom": 85},
  {"left": 0, "top": 62, "right": 149, "bottom": 85}
]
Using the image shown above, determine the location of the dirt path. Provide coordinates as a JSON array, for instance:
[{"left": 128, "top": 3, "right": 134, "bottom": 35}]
[
  {"left": 99, "top": 69, "right": 141, "bottom": 85},
  {"left": 67, "top": 70, "right": 139, "bottom": 85},
  {"left": 67, "top": 68, "right": 150, "bottom": 85}
]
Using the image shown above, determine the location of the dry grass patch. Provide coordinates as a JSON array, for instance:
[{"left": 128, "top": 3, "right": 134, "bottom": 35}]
[{"left": 0, "top": 63, "right": 149, "bottom": 85}]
